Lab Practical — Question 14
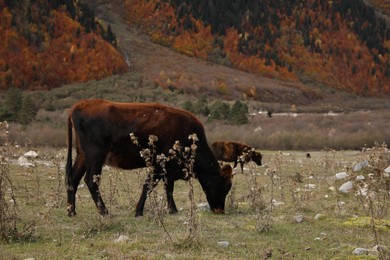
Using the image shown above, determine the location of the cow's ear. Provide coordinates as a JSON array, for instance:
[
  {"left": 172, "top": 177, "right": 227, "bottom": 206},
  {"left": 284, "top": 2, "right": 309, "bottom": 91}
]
[{"left": 221, "top": 164, "right": 233, "bottom": 180}]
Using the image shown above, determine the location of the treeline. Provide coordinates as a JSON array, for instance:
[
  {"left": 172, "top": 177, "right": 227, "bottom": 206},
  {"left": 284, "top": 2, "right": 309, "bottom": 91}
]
[
  {"left": 182, "top": 94, "right": 249, "bottom": 125},
  {"left": 0, "top": 0, "right": 127, "bottom": 90},
  {"left": 124, "top": 0, "right": 390, "bottom": 96},
  {"left": 0, "top": 87, "right": 37, "bottom": 125}
]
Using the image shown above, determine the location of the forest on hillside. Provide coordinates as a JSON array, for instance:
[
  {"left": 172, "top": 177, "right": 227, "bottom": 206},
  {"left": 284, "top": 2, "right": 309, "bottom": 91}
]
[
  {"left": 124, "top": 0, "right": 390, "bottom": 96},
  {"left": 0, "top": 0, "right": 128, "bottom": 90}
]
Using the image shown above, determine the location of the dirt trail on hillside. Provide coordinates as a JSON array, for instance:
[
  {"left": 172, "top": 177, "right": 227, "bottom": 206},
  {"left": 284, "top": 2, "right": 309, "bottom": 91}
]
[{"left": 86, "top": 0, "right": 318, "bottom": 103}]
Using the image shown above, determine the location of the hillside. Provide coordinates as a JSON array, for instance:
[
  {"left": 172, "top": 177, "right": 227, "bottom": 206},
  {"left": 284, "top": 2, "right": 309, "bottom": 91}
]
[
  {"left": 123, "top": 0, "right": 390, "bottom": 97},
  {"left": 0, "top": 0, "right": 128, "bottom": 90}
]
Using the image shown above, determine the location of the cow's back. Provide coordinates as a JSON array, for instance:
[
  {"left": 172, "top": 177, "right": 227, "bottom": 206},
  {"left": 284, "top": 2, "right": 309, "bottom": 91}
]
[
  {"left": 211, "top": 141, "right": 251, "bottom": 162},
  {"left": 69, "top": 99, "right": 212, "bottom": 172}
]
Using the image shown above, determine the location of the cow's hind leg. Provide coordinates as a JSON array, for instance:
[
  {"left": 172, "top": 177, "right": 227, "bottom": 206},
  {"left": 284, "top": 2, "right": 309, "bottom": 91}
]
[
  {"left": 66, "top": 155, "right": 86, "bottom": 216},
  {"left": 84, "top": 152, "right": 108, "bottom": 216},
  {"left": 165, "top": 179, "right": 178, "bottom": 214}
]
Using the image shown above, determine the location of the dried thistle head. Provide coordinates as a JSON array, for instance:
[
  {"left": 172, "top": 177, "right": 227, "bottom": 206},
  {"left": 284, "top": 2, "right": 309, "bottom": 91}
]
[
  {"left": 129, "top": 133, "right": 138, "bottom": 145},
  {"left": 173, "top": 141, "right": 181, "bottom": 151},
  {"left": 188, "top": 133, "right": 198, "bottom": 142},
  {"left": 148, "top": 135, "right": 158, "bottom": 145}
]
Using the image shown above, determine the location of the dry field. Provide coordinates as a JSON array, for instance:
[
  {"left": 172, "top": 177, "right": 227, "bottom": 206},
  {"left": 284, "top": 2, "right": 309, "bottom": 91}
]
[{"left": 1, "top": 135, "right": 389, "bottom": 259}]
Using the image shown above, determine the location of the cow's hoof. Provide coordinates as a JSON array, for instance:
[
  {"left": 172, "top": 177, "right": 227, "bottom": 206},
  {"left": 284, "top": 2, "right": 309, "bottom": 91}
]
[
  {"left": 135, "top": 212, "right": 143, "bottom": 217},
  {"left": 168, "top": 209, "right": 178, "bottom": 214},
  {"left": 67, "top": 204, "right": 76, "bottom": 217},
  {"left": 99, "top": 208, "right": 109, "bottom": 216}
]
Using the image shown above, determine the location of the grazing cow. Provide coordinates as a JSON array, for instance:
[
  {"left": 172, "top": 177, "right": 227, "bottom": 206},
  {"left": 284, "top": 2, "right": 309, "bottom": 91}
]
[
  {"left": 66, "top": 99, "right": 232, "bottom": 217},
  {"left": 211, "top": 141, "right": 262, "bottom": 173}
]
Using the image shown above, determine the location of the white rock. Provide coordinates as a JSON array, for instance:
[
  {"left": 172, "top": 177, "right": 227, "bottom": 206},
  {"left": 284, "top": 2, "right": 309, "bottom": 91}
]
[
  {"left": 314, "top": 213, "right": 326, "bottom": 220},
  {"left": 335, "top": 172, "right": 348, "bottom": 180},
  {"left": 328, "top": 186, "right": 336, "bottom": 192},
  {"left": 356, "top": 187, "right": 368, "bottom": 197},
  {"left": 18, "top": 156, "right": 28, "bottom": 163},
  {"left": 356, "top": 175, "right": 365, "bottom": 181},
  {"left": 372, "top": 245, "right": 388, "bottom": 252},
  {"left": 352, "top": 160, "right": 368, "bottom": 172},
  {"left": 217, "top": 241, "right": 229, "bottom": 247},
  {"left": 305, "top": 184, "right": 316, "bottom": 189},
  {"left": 23, "top": 151, "right": 38, "bottom": 158},
  {"left": 339, "top": 181, "right": 353, "bottom": 193},
  {"left": 197, "top": 202, "right": 210, "bottom": 211},
  {"left": 294, "top": 215, "right": 304, "bottom": 223},
  {"left": 352, "top": 248, "right": 369, "bottom": 255},
  {"left": 114, "top": 235, "right": 129, "bottom": 243},
  {"left": 272, "top": 199, "right": 285, "bottom": 206},
  {"left": 385, "top": 166, "right": 390, "bottom": 173}
]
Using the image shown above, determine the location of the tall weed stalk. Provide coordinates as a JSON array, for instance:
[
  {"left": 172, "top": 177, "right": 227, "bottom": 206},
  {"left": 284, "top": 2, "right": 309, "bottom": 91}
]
[{"left": 130, "top": 133, "right": 199, "bottom": 244}]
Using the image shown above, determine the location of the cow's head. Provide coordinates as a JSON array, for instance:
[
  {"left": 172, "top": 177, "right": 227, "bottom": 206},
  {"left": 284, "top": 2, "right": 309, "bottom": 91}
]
[
  {"left": 204, "top": 164, "right": 233, "bottom": 214},
  {"left": 250, "top": 149, "right": 262, "bottom": 166}
]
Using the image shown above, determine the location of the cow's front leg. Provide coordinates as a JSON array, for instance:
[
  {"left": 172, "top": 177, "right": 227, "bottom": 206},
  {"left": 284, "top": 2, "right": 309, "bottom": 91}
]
[
  {"left": 135, "top": 174, "right": 159, "bottom": 217},
  {"left": 165, "top": 179, "right": 178, "bottom": 214}
]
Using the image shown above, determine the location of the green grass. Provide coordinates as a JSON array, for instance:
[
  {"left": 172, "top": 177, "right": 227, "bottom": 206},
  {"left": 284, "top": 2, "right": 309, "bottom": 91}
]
[{"left": 1, "top": 148, "right": 389, "bottom": 259}]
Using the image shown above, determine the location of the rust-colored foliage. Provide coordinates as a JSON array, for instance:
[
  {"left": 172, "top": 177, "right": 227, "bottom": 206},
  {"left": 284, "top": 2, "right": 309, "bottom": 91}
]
[
  {"left": 123, "top": 0, "right": 390, "bottom": 97},
  {"left": 0, "top": 1, "right": 128, "bottom": 90}
]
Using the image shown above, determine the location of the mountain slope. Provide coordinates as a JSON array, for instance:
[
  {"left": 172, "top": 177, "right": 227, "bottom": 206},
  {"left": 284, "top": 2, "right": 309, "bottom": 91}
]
[
  {"left": 0, "top": 0, "right": 128, "bottom": 90},
  {"left": 122, "top": 0, "right": 390, "bottom": 97},
  {"left": 86, "top": 0, "right": 322, "bottom": 104}
]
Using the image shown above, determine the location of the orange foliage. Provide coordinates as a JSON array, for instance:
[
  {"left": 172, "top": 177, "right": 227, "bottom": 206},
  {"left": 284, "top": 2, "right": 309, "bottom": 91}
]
[
  {"left": 122, "top": 0, "right": 389, "bottom": 96},
  {"left": 0, "top": 5, "right": 127, "bottom": 90}
]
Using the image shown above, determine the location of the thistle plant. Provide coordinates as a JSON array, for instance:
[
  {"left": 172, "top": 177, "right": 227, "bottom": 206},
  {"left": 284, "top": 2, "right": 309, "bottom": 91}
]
[{"left": 130, "top": 133, "right": 199, "bottom": 244}]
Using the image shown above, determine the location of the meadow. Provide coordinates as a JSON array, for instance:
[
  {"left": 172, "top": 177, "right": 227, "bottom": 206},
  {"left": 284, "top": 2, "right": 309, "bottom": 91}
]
[{"left": 1, "top": 124, "right": 389, "bottom": 259}]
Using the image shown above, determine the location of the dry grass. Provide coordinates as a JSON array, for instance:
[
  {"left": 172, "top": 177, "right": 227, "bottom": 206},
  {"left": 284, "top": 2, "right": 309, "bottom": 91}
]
[{"left": 1, "top": 140, "right": 389, "bottom": 259}]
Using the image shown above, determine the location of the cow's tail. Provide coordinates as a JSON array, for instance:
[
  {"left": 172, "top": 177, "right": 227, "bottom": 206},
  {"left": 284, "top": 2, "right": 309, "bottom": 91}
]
[{"left": 66, "top": 114, "right": 73, "bottom": 188}]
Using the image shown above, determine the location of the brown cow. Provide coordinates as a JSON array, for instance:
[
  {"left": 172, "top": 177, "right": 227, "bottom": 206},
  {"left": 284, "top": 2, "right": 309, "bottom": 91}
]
[
  {"left": 211, "top": 141, "right": 262, "bottom": 173},
  {"left": 66, "top": 99, "right": 232, "bottom": 217}
]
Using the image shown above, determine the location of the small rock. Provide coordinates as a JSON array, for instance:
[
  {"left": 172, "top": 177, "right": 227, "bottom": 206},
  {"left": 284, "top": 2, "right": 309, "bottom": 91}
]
[
  {"left": 356, "top": 175, "right": 365, "bottom": 181},
  {"left": 384, "top": 166, "right": 390, "bottom": 173},
  {"left": 294, "top": 214, "right": 304, "bottom": 223},
  {"left": 352, "top": 160, "right": 369, "bottom": 172},
  {"left": 305, "top": 184, "right": 316, "bottom": 189},
  {"left": 271, "top": 199, "right": 285, "bottom": 206},
  {"left": 24, "top": 151, "right": 38, "bottom": 158},
  {"left": 197, "top": 202, "right": 210, "bottom": 211},
  {"left": 114, "top": 235, "right": 129, "bottom": 243},
  {"left": 372, "top": 244, "right": 388, "bottom": 252},
  {"left": 339, "top": 181, "right": 353, "bottom": 193},
  {"left": 352, "top": 248, "right": 369, "bottom": 255},
  {"left": 328, "top": 186, "right": 336, "bottom": 192},
  {"left": 314, "top": 213, "right": 326, "bottom": 220},
  {"left": 356, "top": 187, "right": 368, "bottom": 197},
  {"left": 335, "top": 172, "right": 348, "bottom": 180},
  {"left": 217, "top": 241, "right": 229, "bottom": 247}
]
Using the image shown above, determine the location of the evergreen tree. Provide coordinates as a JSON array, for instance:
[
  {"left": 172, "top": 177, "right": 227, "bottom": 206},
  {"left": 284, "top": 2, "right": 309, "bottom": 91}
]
[
  {"left": 0, "top": 87, "right": 23, "bottom": 122},
  {"left": 182, "top": 100, "right": 194, "bottom": 113},
  {"left": 208, "top": 100, "right": 230, "bottom": 121},
  {"left": 18, "top": 95, "right": 37, "bottom": 125},
  {"left": 106, "top": 25, "right": 117, "bottom": 46},
  {"left": 228, "top": 100, "right": 248, "bottom": 125},
  {"left": 193, "top": 93, "right": 209, "bottom": 116}
]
